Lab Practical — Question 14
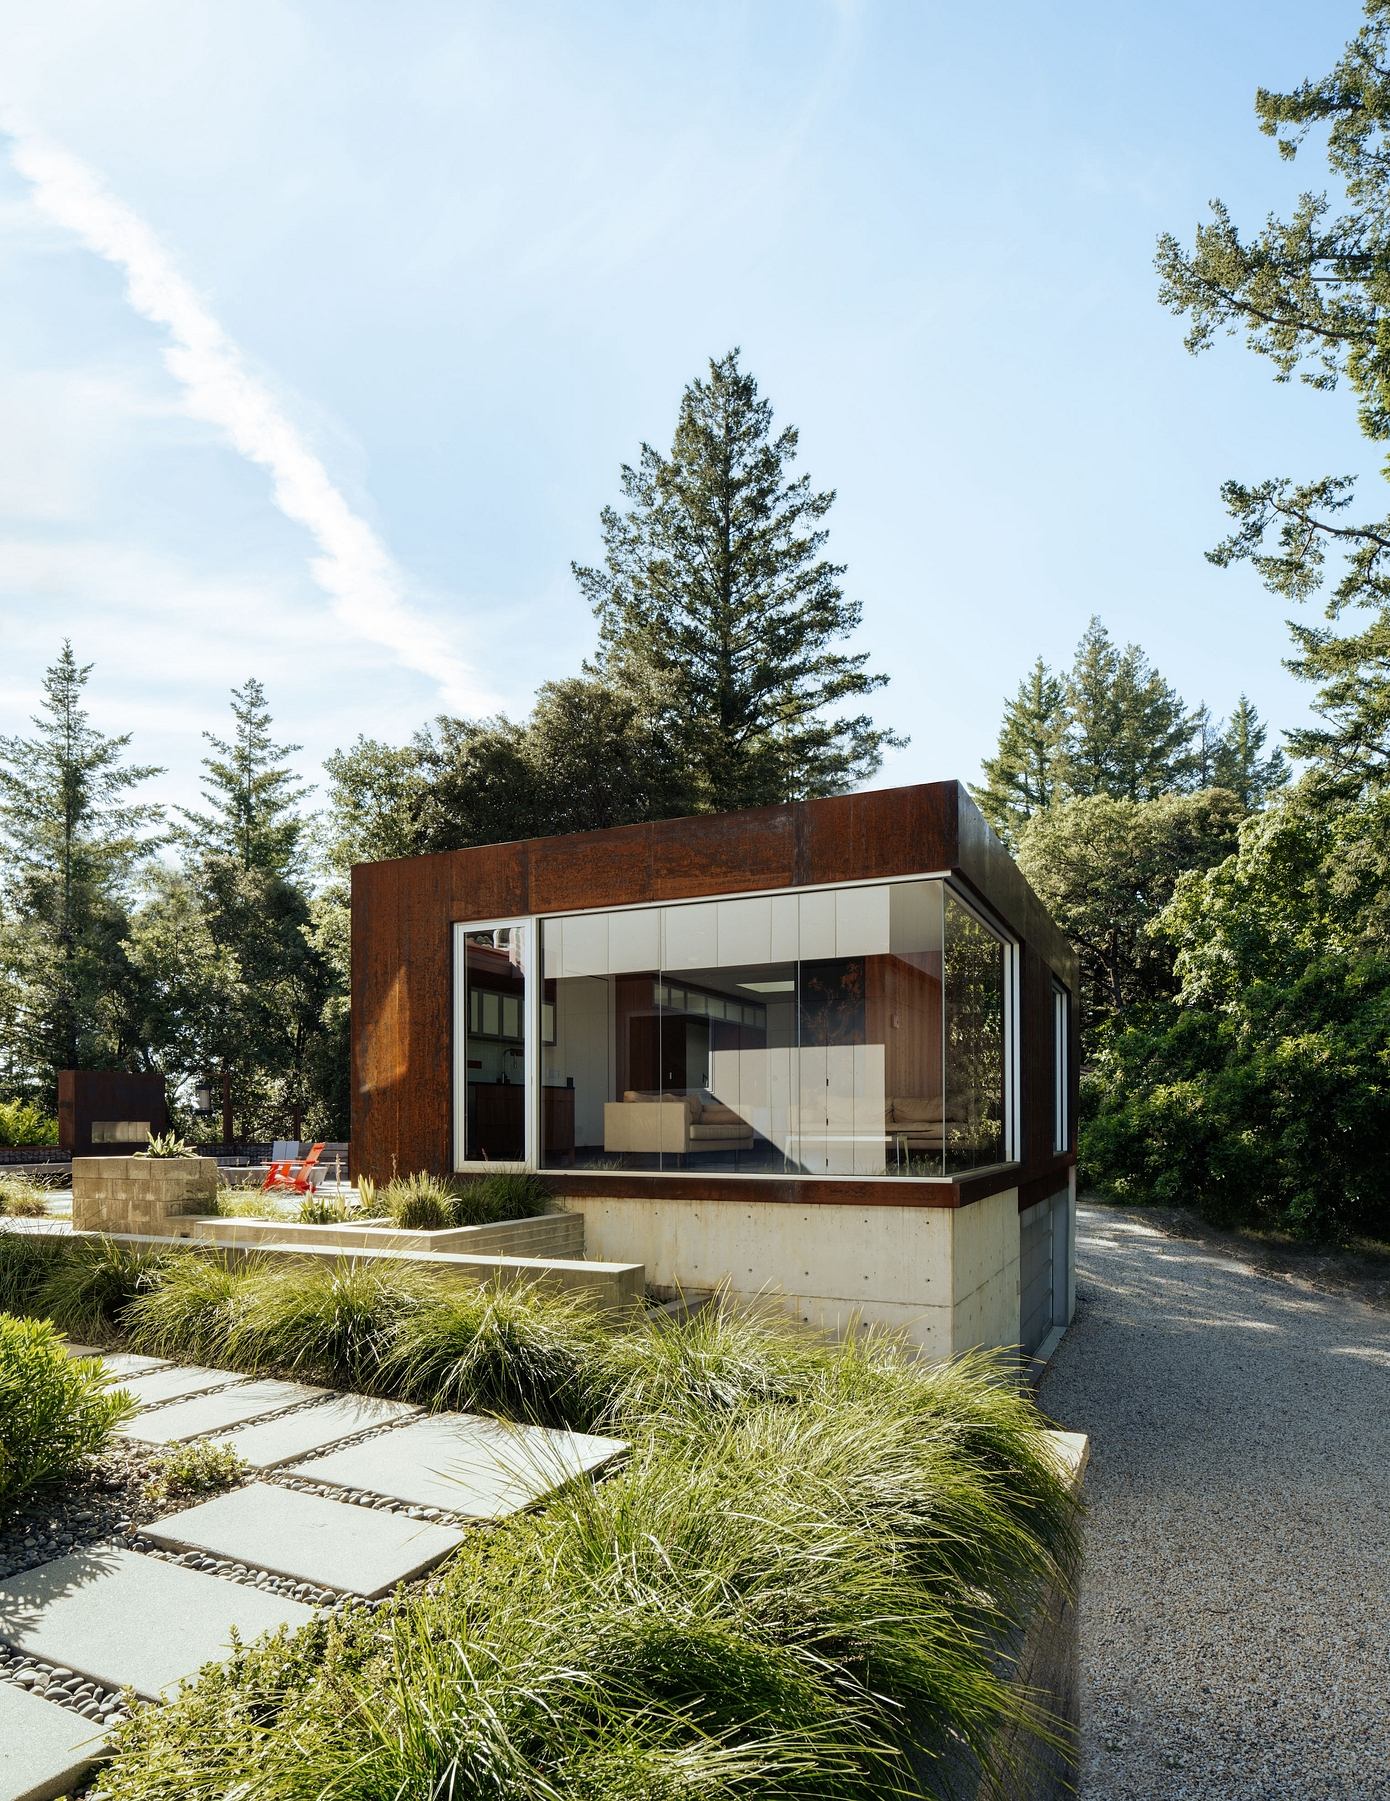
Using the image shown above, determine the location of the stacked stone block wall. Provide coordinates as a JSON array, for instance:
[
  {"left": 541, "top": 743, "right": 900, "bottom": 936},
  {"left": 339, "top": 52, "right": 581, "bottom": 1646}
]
[{"left": 71, "top": 1156, "right": 217, "bottom": 1234}]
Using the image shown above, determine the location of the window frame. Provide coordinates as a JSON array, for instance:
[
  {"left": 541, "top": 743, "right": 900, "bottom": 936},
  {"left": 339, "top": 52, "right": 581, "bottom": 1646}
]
[
  {"left": 454, "top": 871, "right": 1021, "bottom": 1184},
  {"left": 452, "top": 918, "right": 537, "bottom": 1172}
]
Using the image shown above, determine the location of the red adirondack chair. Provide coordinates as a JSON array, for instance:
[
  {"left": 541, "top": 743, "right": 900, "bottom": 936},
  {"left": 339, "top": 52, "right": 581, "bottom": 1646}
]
[{"left": 261, "top": 1142, "right": 327, "bottom": 1194}]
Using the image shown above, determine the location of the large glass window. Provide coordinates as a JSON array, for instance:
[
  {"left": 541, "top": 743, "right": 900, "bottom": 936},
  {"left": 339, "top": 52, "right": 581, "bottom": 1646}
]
[
  {"left": 534, "top": 880, "right": 1013, "bottom": 1178},
  {"left": 457, "top": 924, "right": 529, "bottom": 1164}
]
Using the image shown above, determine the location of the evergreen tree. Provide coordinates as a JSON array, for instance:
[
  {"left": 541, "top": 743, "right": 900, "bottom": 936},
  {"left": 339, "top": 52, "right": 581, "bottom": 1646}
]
[
  {"left": 1156, "top": 1, "right": 1390, "bottom": 794},
  {"left": 1213, "top": 694, "right": 1289, "bottom": 809},
  {"left": 1061, "top": 617, "right": 1198, "bottom": 800},
  {"left": 970, "top": 657, "right": 1067, "bottom": 840},
  {"left": 0, "top": 643, "right": 160, "bottom": 1088},
  {"left": 575, "top": 349, "right": 901, "bottom": 811},
  {"left": 170, "top": 680, "right": 329, "bottom": 1139},
  {"left": 178, "top": 678, "right": 308, "bottom": 873}
]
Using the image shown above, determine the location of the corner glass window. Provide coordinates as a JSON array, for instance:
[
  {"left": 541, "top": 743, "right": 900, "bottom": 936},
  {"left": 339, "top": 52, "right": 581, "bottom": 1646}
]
[{"left": 536, "top": 879, "right": 1015, "bottom": 1178}]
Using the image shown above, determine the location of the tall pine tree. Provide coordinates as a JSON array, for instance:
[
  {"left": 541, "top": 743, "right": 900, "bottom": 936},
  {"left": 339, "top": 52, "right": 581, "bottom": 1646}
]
[
  {"left": 1061, "top": 617, "right": 1198, "bottom": 800},
  {"left": 575, "top": 349, "right": 900, "bottom": 811},
  {"left": 1213, "top": 694, "right": 1289, "bottom": 809},
  {"left": 970, "top": 657, "right": 1068, "bottom": 841},
  {"left": 0, "top": 643, "right": 160, "bottom": 1090},
  {"left": 166, "top": 680, "right": 330, "bottom": 1139}
]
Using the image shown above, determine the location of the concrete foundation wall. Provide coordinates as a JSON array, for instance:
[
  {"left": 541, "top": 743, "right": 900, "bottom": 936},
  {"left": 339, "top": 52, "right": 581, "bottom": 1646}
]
[{"left": 562, "top": 1187, "right": 1023, "bottom": 1356}]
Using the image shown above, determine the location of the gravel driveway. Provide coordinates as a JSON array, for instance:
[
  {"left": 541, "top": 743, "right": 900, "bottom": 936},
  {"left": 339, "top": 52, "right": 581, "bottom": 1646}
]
[{"left": 1040, "top": 1204, "right": 1390, "bottom": 1801}]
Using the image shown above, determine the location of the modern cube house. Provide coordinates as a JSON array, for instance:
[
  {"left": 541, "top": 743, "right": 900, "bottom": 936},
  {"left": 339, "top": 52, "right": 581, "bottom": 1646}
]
[{"left": 351, "top": 781, "right": 1078, "bottom": 1360}]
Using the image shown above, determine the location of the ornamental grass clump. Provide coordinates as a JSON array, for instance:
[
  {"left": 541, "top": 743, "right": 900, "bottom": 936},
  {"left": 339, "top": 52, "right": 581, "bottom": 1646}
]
[
  {"left": 0, "top": 1174, "right": 49, "bottom": 1217},
  {"left": 0, "top": 1314, "right": 136, "bottom": 1516},
  {"left": 34, "top": 1237, "right": 171, "bottom": 1339},
  {"left": 381, "top": 1278, "right": 606, "bottom": 1427},
  {"left": 589, "top": 1289, "right": 835, "bottom": 1433},
  {"left": 384, "top": 1172, "right": 458, "bottom": 1232},
  {"left": 224, "top": 1258, "right": 431, "bottom": 1388},
  {"left": 121, "top": 1254, "right": 263, "bottom": 1365},
  {"left": 450, "top": 1170, "right": 552, "bottom": 1226},
  {"left": 90, "top": 1350, "right": 1078, "bottom": 1801}
]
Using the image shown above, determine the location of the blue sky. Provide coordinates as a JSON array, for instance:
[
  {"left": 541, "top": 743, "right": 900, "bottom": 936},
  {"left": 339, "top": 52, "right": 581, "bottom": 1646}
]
[{"left": 0, "top": 0, "right": 1376, "bottom": 817}]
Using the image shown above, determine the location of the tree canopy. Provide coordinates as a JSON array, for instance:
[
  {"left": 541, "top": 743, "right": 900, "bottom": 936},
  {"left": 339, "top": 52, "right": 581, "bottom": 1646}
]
[
  {"left": 576, "top": 349, "right": 901, "bottom": 810},
  {"left": 1156, "top": 0, "right": 1390, "bottom": 795}
]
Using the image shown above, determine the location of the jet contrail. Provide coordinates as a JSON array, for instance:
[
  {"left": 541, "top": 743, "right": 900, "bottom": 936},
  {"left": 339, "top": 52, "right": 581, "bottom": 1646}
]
[{"left": 3, "top": 118, "right": 493, "bottom": 715}]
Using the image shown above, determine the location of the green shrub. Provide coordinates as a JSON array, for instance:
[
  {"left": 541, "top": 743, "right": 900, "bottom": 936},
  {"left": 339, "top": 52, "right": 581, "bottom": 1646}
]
[
  {"left": 0, "top": 1097, "right": 57, "bottom": 1147},
  {"left": 0, "top": 1175, "right": 49, "bottom": 1217},
  {"left": 142, "top": 1440, "right": 247, "bottom": 1507},
  {"left": 0, "top": 1314, "right": 136, "bottom": 1515},
  {"left": 35, "top": 1237, "right": 171, "bottom": 1338},
  {"left": 381, "top": 1279, "right": 605, "bottom": 1426}
]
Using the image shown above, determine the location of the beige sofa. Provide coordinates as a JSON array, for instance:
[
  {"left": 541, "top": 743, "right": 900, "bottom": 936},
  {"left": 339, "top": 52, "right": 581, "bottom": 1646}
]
[
  {"left": 603, "top": 1091, "right": 755, "bottom": 1158},
  {"left": 887, "top": 1095, "right": 989, "bottom": 1158}
]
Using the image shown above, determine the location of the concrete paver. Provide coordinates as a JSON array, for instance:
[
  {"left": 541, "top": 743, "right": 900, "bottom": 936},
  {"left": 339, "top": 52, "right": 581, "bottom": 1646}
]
[
  {"left": 0, "top": 1544, "right": 316, "bottom": 1701},
  {"left": 286, "top": 1413, "right": 627, "bottom": 1517},
  {"left": 0, "top": 1682, "right": 108, "bottom": 1801},
  {"left": 144, "top": 1482, "right": 465, "bottom": 1598},
  {"left": 118, "top": 1378, "right": 330, "bottom": 1445},
  {"left": 110, "top": 1364, "right": 244, "bottom": 1407},
  {"left": 208, "top": 1392, "right": 418, "bottom": 1469}
]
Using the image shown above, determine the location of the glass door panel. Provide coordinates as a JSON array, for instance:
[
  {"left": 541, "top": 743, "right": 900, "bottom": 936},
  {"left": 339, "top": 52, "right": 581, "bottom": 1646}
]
[{"left": 461, "top": 923, "right": 528, "bottom": 1162}]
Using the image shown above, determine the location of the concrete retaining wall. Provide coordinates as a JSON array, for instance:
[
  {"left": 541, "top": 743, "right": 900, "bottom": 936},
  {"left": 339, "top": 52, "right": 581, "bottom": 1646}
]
[
  {"left": 561, "top": 1186, "right": 1022, "bottom": 1356},
  {"left": 169, "top": 1210, "right": 585, "bottom": 1261},
  {"left": 72, "top": 1155, "right": 217, "bottom": 1234},
  {"left": 89, "top": 1229, "right": 645, "bottom": 1316}
]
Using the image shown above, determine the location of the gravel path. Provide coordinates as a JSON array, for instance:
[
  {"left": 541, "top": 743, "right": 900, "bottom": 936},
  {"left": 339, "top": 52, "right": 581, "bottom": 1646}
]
[{"left": 1041, "top": 1204, "right": 1390, "bottom": 1801}]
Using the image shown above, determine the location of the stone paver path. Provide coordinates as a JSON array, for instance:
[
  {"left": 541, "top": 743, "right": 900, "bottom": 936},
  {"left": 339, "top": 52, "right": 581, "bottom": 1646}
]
[
  {"left": 1041, "top": 1205, "right": 1390, "bottom": 1801},
  {"left": 0, "top": 1348, "right": 629, "bottom": 1800}
]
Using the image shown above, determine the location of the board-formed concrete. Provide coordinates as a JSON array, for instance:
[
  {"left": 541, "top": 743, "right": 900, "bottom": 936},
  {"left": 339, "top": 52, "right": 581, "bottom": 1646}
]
[
  {"left": 0, "top": 1682, "right": 108, "bottom": 1801},
  {"left": 111, "top": 1363, "right": 245, "bottom": 1407},
  {"left": 286, "top": 1414, "right": 627, "bottom": 1517},
  {"left": 209, "top": 1392, "right": 418, "bottom": 1469},
  {"left": 0, "top": 1544, "right": 317, "bottom": 1701},
  {"left": 144, "top": 1482, "right": 465, "bottom": 1598},
  {"left": 118, "top": 1378, "right": 330, "bottom": 1444}
]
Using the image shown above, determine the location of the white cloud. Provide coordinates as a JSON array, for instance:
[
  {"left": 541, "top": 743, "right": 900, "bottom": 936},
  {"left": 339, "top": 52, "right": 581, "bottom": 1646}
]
[{"left": 0, "top": 117, "right": 494, "bottom": 715}]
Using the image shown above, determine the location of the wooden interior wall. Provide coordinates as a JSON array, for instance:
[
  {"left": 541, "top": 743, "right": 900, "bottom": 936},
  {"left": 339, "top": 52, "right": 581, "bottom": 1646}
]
[
  {"left": 352, "top": 781, "right": 1079, "bottom": 1199},
  {"left": 865, "top": 956, "right": 943, "bottom": 1103}
]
